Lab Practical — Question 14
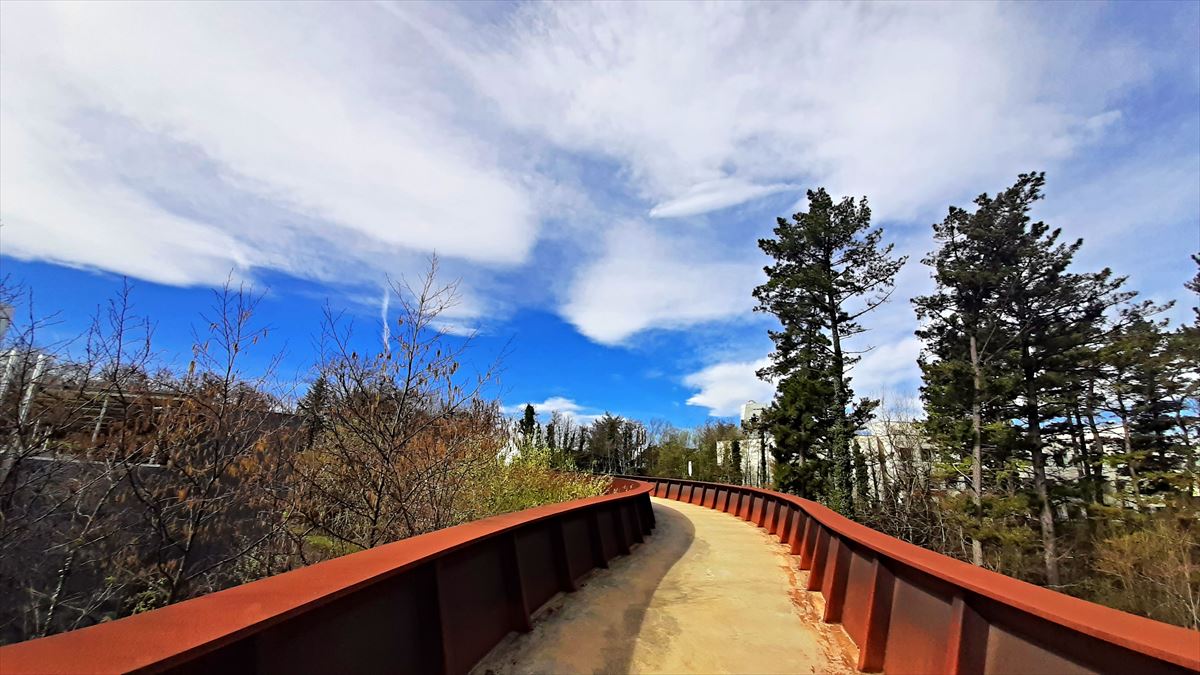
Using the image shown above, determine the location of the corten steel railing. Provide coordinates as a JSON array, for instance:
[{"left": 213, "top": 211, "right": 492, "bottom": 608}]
[
  {"left": 635, "top": 475, "right": 1200, "bottom": 675},
  {"left": 0, "top": 478, "right": 654, "bottom": 675}
]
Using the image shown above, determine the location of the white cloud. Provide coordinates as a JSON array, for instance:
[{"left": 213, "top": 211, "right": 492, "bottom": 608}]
[
  {"left": 649, "top": 179, "right": 799, "bottom": 219},
  {"left": 2, "top": 0, "right": 1193, "bottom": 357},
  {"left": 0, "top": 2, "right": 537, "bottom": 296},
  {"left": 683, "top": 334, "right": 922, "bottom": 418},
  {"left": 1040, "top": 148, "right": 1200, "bottom": 295},
  {"left": 390, "top": 2, "right": 1178, "bottom": 343},
  {"left": 561, "top": 221, "right": 762, "bottom": 344},
  {"left": 502, "top": 396, "right": 602, "bottom": 424},
  {"left": 684, "top": 358, "right": 774, "bottom": 417},
  {"left": 0, "top": 109, "right": 250, "bottom": 286},
  {"left": 427, "top": 2, "right": 1148, "bottom": 222},
  {"left": 851, "top": 336, "right": 924, "bottom": 400}
]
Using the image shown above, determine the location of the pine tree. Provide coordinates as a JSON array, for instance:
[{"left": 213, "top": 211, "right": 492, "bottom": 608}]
[
  {"left": 298, "top": 374, "right": 332, "bottom": 450},
  {"left": 916, "top": 173, "right": 1132, "bottom": 584},
  {"left": 755, "top": 188, "right": 905, "bottom": 513},
  {"left": 1096, "top": 302, "right": 1186, "bottom": 505},
  {"left": 516, "top": 404, "right": 541, "bottom": 455},
  {"left": 1187, "top": 254, "right": 1200, "bottom": 326},
  {"left": 992, "top": 173, "right": 1130, "bottom": 585},
  {"left": 764, "top": 368, "right": 837, "bottom": 498},
  {"left": 1166, "top": 260, "right": 1200, "bottom": 502},
  {"left": 914, "top": 178, "right": 1029, "bottom": 566}
]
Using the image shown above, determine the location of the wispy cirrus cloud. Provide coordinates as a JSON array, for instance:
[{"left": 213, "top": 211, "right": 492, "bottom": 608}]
[
  {"left": 420, "top": 2, "right": 1153, "bottom": 222},
  {"left": 2, "top": 1, "right": 1196, "bottom": 425},
  {"left": 404, "top": 1, "right": 1188, "bottom": 346},
  {"left": 649, "top": 179, "right": 800, "bottom": 219},
  {"left": 1, "top": 2, "right": 538, "bottom": 310}
]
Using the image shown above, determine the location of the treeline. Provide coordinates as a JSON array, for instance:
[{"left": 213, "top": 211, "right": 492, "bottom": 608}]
[
  {"left": 0, "top": 261, "right": 606, "bottom": 645},
  {"left": 753, "top": 172, "right": 1199, "bottom": 628},
  {"left": 511, "top": 405, "right": 746, "bottom": 484}
]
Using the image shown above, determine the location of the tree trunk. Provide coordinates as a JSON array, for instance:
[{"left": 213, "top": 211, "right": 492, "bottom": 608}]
[
  {"left": 759, "top": 426, "right": 767, "bottom": 488},
  {"left": 1173, "top": 408, "right": 1196, "bottom": 504},
  {"left": 968, "top": 334, "right": 985, "bottom": 567},
  {"left": 1024, "top": 344, "right": 1059, "bottom": 586},
  {"left": 829, "top": 291, "right": 850, "bottom": 513},
  {"left": 1117, "top": 404, "right": 1141, "bottom": 506},
  {"left": 1071, "top": 408, "right": 1095, "bottom": 503},
  {"left": 1084, "top": 384, "right": 1108, "bottom": 504}
]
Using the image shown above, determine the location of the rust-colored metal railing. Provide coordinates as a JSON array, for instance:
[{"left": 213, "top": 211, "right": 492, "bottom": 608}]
[
  {"left": 0, "top": 478, "right": 654, "bottom": 675},
  {"left": 637, "top": 475, "right": 1199, "bottom": 675}
]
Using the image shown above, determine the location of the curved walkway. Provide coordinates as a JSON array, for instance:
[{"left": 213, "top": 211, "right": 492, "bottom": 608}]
[{"left": 473, "top": 497, "right": 858, "bottom": 675}]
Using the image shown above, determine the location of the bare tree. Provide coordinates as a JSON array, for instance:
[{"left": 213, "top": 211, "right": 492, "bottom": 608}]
[
  {"left": 286, "top": 258, "right": 505, "bottom": 560},
  {"left": 1, "top": 281, "right": 155, "bottom": 641},
  {"left": 112, "top": 280, "right": 290, "bottom": 609}
]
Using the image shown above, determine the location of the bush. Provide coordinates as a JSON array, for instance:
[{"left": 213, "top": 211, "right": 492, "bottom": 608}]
[
  {"left": 1088, "top": 515, "right": 1200, "bottom": 629},
  {"left": 459, "top": 446, "right": 610, "bottom": 520}
]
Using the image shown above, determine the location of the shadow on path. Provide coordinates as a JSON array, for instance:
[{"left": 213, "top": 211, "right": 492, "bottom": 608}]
[{"left": 473, "top": 500, "right": 695, "bottom": 675}]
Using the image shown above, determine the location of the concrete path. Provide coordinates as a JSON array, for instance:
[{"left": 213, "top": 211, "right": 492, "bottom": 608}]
[{"left": 473, "top": 497, "right": 858, "bottom": 675}]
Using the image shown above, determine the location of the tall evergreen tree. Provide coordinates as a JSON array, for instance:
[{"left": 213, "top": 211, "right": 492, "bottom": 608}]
[
  {"left": 1096, "top": 302, "right": 1183, "bottom": 504},
  {"left": 1166, "top": 259, "right": 1200, "bottom": 501},
  {"left": 298, "top": 374, "right": 333, "bottom": 450},
  {"left": 518, "top": 404, "right": 539, "bottom": 451},
  {"left": 914, "top": 178, "right": 1028, "bottom": 566},
  {"left": 916, "top": 173, "right": 1133, "bottom": 584},
  {"left": 998, "top": 179, "right": 1129, "bottom": 585},
  {"left": 755, "top": 188, "right": 905, "bottom": 513},
  {"left": 764, "top": 370, "right": 837, "bottom": 497}
]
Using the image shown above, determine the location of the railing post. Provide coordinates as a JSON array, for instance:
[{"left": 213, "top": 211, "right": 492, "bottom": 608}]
[
  {"left": 502, "top": 533, "right": 533, "bottom": 633},
  {"left": 775, "top": 504, "right": 792, "bottom": 543},
  {"left": 769, "top": 500, "right": 783, "bottom": 534},
  {"left": 760, "top": 498, "right": 774, "bottom": 529},
  {"left": 551, "top": 519, "right": 578, "bottom": 592},
  {"left": 625, "top": 503, "right": 645, "bottom": 544},
  {"left": 788, "top": 510, "right": 807, "bottom": 555},
  {"left": 857, "top": 557, "right": 895, "bottom": 672},
  {"left": 821, "top": 538, "right": 852, "bottom": 623},
  {"left": 613, "top": 504, "right": 632, "bottom": 555},
  {"left": 432, "top": 560, "right": 453, "bottom": 675},
  {"left": 587, "top": 509, "right": 608, "bottom": 569},
  {"left": 798, "top": 517, "right": 817, "bottom": 565},
  {"left": 944, "top": 593, "right": 986, "bottom": 675},
  {"left": 642, "top": 492, "right": 656, "bottom": 531},
  {"left": 806, "top": 527, "right": 829, "bottom": 590}
]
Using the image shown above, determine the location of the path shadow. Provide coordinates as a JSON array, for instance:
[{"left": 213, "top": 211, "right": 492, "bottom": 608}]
[
  {"left": 471, "top": 498, "right": 695, "bottom": 675},
  {"left": 597, "top": 499, "right": 696, "bottom": 673}
]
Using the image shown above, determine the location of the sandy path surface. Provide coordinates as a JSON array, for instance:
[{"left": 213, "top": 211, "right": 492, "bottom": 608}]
[{"left": 472, "top": 497, "right": 858, "bottom": 675}]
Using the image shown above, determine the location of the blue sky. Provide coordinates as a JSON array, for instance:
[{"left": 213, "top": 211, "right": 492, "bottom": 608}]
[{"left": 2, "top": 1, "right": 1198, "bottom": 427}]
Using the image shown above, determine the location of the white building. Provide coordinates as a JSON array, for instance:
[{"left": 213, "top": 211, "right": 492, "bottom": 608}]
[{"left": 716, "top": 400, "right": 776, "bottom": 487}]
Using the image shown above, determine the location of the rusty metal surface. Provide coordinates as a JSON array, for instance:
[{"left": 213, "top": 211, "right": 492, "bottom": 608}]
[
  {"left": 0, "top": 478, "right": 654, "bottom": 675},
  {"left": 637, "top": 476, "right": 1200, "bottom": 675}
]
